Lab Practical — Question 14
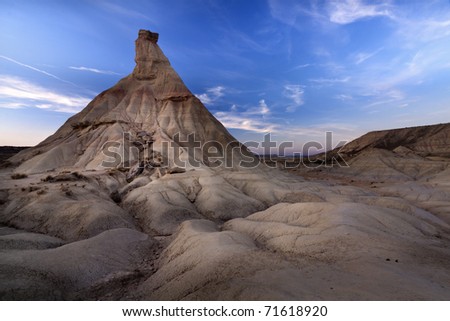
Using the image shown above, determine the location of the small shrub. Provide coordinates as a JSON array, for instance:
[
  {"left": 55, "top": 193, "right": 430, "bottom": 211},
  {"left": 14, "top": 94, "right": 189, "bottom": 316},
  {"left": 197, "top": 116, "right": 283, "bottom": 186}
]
[
  {"left": 71, "top": 121, "right": 91, "bottom": 130},
  {"left": 71, "top": 171, "right": 86, "bottom": 180},
  {"left": 40, "top": 172, "right": 85, "bottom": 183},
  {"left": 28, "top": 186, "right": 39, "bottom": 192},
  {"left": 11, "top": 173, "right": 28, "bottom": 179},
  {"left": 41, "top": 175, "right": 54, "bottom": 182},
  {"left": 60, "top": 185, "right": 73, "bottom": 197}
]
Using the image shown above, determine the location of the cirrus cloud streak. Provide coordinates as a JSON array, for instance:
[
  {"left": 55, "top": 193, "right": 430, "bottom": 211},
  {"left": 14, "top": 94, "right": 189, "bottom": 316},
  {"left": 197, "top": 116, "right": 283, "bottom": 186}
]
[{"left": 0, "top": 75, "right": 91, "bottom": 113}]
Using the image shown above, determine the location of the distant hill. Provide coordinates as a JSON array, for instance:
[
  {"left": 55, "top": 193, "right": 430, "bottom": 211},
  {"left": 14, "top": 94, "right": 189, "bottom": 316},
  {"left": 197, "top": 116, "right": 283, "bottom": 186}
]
[
  {"left": 0, "top": 146, "right": 29, "bottom": 162},
  {"left": 311, "top": 122, "right": 450, "bottom": 182},
  {"left": 338, "top": 123, "right": 450, "bottom": 158}
]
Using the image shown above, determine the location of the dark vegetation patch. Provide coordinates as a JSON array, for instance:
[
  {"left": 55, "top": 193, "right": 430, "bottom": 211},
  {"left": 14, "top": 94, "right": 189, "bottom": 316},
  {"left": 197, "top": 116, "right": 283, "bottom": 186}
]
[
  {"left": 41, "top": 172, "right": 87, "bottom": 183},
  {"left": 11, "top": 173, "right": 28, "bottom": 179}
]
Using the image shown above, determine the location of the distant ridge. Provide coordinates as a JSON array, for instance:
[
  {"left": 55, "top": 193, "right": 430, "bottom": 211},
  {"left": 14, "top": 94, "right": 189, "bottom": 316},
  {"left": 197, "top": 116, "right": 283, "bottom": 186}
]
[
  {"left": 336, "top": 122, "right": 450, "bottom": 158},
  {"left": 0, "top": 146, "right": 29, "bottom": 163}
]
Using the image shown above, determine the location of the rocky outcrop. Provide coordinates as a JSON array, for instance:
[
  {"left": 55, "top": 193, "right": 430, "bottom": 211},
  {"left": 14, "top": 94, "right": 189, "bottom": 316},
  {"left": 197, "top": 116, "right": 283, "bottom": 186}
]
[
  {"left": 339, "top": 123, "right": 450, "bottom": 157},
  {"left": 9, "top": 30, "right": 250, "bottom": 175}
]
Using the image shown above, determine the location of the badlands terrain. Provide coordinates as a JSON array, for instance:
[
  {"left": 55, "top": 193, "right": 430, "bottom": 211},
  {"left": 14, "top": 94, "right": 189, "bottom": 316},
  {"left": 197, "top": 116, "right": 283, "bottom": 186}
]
[{"left": 0, "top": 30, "right": 449, "bottom": 300}]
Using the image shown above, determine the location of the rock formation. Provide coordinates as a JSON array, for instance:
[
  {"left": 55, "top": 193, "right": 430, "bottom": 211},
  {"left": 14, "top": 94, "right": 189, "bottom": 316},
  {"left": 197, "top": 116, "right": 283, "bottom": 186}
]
[
  {"left": 9, "top": 30, "right": 250, "bottom": 175},
  {"left": 0, "top": 30, "right": 449, "bottom": 300}
]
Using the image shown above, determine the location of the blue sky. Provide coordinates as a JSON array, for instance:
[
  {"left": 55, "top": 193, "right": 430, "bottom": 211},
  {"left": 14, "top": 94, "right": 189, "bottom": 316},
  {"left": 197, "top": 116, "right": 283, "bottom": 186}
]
[{"left": 1, "top": 0, "right": 450, "bottom": 151}]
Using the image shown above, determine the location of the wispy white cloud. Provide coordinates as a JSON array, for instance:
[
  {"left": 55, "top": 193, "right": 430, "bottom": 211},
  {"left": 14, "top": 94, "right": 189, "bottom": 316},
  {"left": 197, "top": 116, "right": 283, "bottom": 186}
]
[
  {"left": 258, "top": 99, "right": 270, "bottom": 115},
  {"left": 195, "top": 86, "right": 225, "bottom": 105},
  {"left": 334, "top": 94, "right": 353, "bottom": 101},
  {"left": 0, "top": 101, "right": 28, "bottom": 109},
  {"left": 362, "top": 88, "right": 406, "bottom": 109},
  {"left": 69, "top": 66, "right": 121, "bottom": 75},
  {"left": 98, "top": 1, "right": 155, "bottom": 22},
  {"left": 225, "top": 118, "right": 359, "bottom": 153},
  {"left": 336, "top": 4, "right": 450, "bottom": 91},
  {"left": 268, "top": 0, "right": 394, "bottom": 43},
  {"left": 0, "top": 55, "right": 77, "bottom": 86},
  {"left": 292, "top": 63, "right": 311, "bottom": 70},
  {"left": 236, "top": 99, "right": 271, "bottom": 116},
  {"left": 323, "top": 7, "right": 450, "bottom": 109},
  {"left": 313, "top": 47, "right": 332, "bottom": 57},
  {"left": 309, "top": 76, "right": 350, "bottom": 84},
  {"left": 214, "top": 111, "right": 276, "bottom": 133},
  {"left": 364, "top": 45, "right": 450, "bottom": 94},
  {"left": 353, "top": 47, "right": 384, "bottom": 64},
  {"left": 327, "top": 0, "right": 393, "bottom": 25},
  {"left": 213, "top": 99, "right": 354, "bottom": 139},
  {"left": 385, "top": 89, "right": 405, "bottom": 100},
  {"left": 394, "top": 15, "right": 450, "bottom": 44},
  {"left": 0, "top": 75, "right": 91, "bottom": 113},
  {"left": 214, "top": 98, "right": 274, "bottom": 133},
  {"left": 268, "top": 0, "right": 327, "bottom": 27},
  {"left": 227, "top": 29, "right": 271, "bottom": 53},
  {"left": 283, "top": 85, "right": 305, "bottom": 112},
  {"left": 215, "top": 103, "right": 360, "bottom": 148}
]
